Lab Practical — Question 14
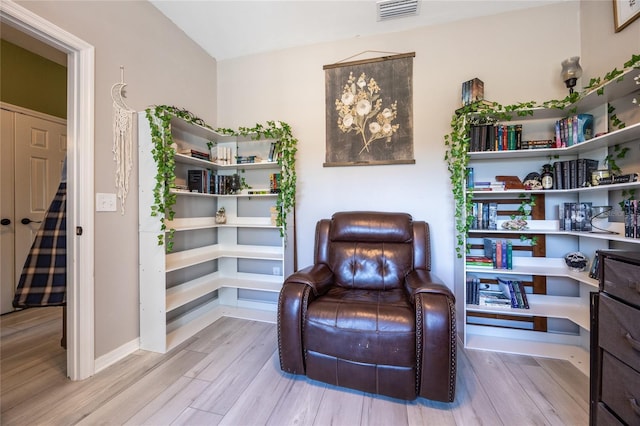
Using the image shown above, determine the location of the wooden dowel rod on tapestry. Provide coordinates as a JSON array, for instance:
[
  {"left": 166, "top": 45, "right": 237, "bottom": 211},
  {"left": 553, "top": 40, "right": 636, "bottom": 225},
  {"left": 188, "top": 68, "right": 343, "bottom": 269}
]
[{"left": 323, "top": 52, "right": 415, "bottom": 70}]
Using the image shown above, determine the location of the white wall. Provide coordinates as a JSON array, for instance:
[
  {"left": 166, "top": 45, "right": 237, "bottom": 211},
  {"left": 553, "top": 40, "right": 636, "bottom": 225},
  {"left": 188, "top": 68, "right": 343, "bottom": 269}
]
[
  {"left": 17, "top": 0, "right": 217, "bottom": 358},
  {"left": 217, "top": 2, "right": 583, "bottom": 291},
  {"left": 580, "top": 0, "right": 640, "bottom": 81}
]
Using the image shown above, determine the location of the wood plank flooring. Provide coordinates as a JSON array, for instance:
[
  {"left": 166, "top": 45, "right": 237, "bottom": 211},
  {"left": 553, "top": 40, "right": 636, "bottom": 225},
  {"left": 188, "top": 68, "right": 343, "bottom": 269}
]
[{"left": 1, "top": 307, "right": 590, "bottom": 425}]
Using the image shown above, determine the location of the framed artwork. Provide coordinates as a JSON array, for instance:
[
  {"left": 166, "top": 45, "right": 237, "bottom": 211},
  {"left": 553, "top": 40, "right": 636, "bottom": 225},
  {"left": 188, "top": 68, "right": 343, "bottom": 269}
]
[
  {"left": 613, "top": 0, "right": 640, "bottom": 32},
  {"left": 323, "top": 52, "right": 415, "bottom": 167}
]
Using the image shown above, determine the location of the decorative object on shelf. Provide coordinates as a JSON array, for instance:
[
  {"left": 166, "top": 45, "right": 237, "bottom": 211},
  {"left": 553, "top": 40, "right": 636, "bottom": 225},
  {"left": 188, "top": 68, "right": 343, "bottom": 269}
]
[
  {"left": 560, "top": 56, "right": 583, "bottom": 94},
  {"left": 215, "top": 207, "right": 226, "bottom": 224},
  {"left": 229, "top": 174, "right": 241, "bottom": 194},
  {"left": 591, "top": 168, "right": 611, "bottom": 186},
  {"left": 502, "top": 218, "right": 528, "bottom": 230},
  {"left": 564, "top": 251, "right": 588, "bottom": 272},
  {"left": 613, "top": 0, "right": 640, "bottom": 32},
  {"left": 541, "top": 164, "right": 554, "bottom": 189},
  {"left": 444, "top": 54, "right": 640, "bottom": 257},
  {"left": 589, "top": 206, "right": 618, "bottom": 234},
  {"left": 111, "top": 66, "right": 135, "bottom": 215},
  {"left": 323, "top": 52, "right": 415, "bottom": 166}
]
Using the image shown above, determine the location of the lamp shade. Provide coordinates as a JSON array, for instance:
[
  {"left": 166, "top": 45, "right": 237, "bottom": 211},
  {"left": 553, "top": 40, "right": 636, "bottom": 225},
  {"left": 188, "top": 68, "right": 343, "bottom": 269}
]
[{"left": 561, "top": 57, "right": 583, "bottom": 91}]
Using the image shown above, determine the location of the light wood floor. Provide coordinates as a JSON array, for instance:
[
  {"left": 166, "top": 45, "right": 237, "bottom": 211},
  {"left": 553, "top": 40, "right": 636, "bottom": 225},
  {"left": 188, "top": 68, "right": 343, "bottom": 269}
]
[{"left": 1, "top": 307, "right": 589, "bottom": 425}]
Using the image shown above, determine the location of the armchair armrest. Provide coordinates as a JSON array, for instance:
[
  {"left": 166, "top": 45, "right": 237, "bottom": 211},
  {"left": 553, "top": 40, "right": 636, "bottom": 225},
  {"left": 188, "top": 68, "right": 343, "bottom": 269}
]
[
  {"left": 283, "top": 263, "right": 334, "bottom": 297},
  {"left": 278, "top": 263, "right": 334, "bottom": 375},
  {"left": 405, "top": 269, "right": 457, "bottom": 402},
  {"left": 404, "top": 269, "right": 454, "bottom": 303}
]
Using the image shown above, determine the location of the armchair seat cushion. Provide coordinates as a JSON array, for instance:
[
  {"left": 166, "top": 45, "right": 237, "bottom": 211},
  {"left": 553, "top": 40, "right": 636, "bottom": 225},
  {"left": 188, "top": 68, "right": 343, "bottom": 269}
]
[{"left": 304, "top": 287, "right": 415, "bottom": 367}]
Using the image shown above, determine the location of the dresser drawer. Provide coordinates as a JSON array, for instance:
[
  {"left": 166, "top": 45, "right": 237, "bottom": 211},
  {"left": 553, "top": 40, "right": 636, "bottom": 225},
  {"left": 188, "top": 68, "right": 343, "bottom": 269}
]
[
  {"left": 602, "top": 258, "right": 640, "bottom": 308},
  {"left": 596, "top": 402, "right": 623, "bottom": 426},
  {"left": 601, "top": 352, "right": 640, "bottom": 426},
  {"left": 599, "top": 294, "right": 640, "bottom": 373}
]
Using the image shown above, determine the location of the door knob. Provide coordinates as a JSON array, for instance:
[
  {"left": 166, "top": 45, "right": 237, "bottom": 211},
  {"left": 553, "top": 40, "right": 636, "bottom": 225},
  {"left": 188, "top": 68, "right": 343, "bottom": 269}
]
[
  {"left": 1, "top": 218, "right": 10, "bottom": 226},
  {"left": 21, "top": 218, "right": 42, "bottom": 225}
]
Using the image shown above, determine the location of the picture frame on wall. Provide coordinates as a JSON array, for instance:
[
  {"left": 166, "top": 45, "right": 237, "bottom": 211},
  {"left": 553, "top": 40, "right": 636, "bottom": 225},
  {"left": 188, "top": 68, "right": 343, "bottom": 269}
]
[
  {"left": 613, "top": 0, "right": 640, "bottom": 32},
  {"left": 323, "top": 52, "right": 415, "bottom": 167}
]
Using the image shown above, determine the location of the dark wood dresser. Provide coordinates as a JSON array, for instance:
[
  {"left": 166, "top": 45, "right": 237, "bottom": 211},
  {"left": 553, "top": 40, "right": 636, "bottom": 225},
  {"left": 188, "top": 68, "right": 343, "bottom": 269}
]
[{"left": 590, "top": 250, "right": 640, "bottom": 425}]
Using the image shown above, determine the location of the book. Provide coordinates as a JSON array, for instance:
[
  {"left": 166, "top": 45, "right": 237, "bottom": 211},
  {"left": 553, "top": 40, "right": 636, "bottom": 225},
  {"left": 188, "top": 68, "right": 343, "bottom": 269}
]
[
  {"left": 488, "top": 203, "right": 498, "bottom": 230},
  {"left": 516, "top": 281, "right": 529, "bottom": 309},
  {"left": 498, "top": 277, "right": 518, "bottom": 308},
  {"left": 188, "top": 169, "right": 206, "bottom": 193}
]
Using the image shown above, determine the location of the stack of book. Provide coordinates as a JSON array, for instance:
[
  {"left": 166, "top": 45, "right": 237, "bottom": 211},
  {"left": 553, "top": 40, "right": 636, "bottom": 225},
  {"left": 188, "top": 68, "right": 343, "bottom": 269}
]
[
  {"left": 559, "top": 202, "right": 593, "bottom": 232},
  {"left": 269, "top": 173, "right": 281, "bottom": 194},
  {"left": 554, "top": 114, "right": 593, "bottom": 147},
  {"left": 552, "top": 159, "right": 599, "bottom": 190},
  {"left": 496, "top": 277, "right": 529, "bottom": 309},
  {"left": 467, "top": 124, "right": 523, "bottom": 152},
  {"left": 469, "top": 202, "right": 498, "bottom": 230},
  {"left": 180, "top": 148, "right": 210, "bottom": 161},
  {"left": 483, "top": 238, "right": 513, "bottom": 269},
  {"left": 624, "top": 200, "right": 640, "bottom": 238},
  {"left": 461, "top": 78, "right": 484, "bottom": 106},
  {"left": 472, "top": 182, "right": 506, "bottom": 192},
  {"left": 466, "top": 276, "right": 529, "bottom": 309},
  {"left": 465, "top": 256, "right": 493, "bottom": 269}
]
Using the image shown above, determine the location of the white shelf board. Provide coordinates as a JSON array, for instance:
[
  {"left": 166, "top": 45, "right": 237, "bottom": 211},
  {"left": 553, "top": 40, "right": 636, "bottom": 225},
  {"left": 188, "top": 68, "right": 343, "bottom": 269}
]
[
  {"left": 166, "top": 244, "right": 283, "bottom": 272},
  {"left": 166, "top": 216, "right": 277, "bottom": 231},
  {"left": 470, "top": 180, "right": 640, "bottom": 195},
  {"left": 165, "top": 301, "right": 277, "bottom": 351},
  {"left": 166, "top": 298, "right": 223, "bottom": 351},
  {"left": 468, "top": 121, "right": 640, "bottom": 160},
  {"left": 170, "top": 116, "right": 230, "bottom": 141},
  {"left": 467, "top": 294, "right": 589, "bottom": 330},
  {"left": 166, "top": 272, "right": 282, "bottom": 313},
  {"left": 465, "top": 332, "right": 589, "bottom": 376},
  {"left": 466, "top": 257, "right": 599, "bottom": 287}
]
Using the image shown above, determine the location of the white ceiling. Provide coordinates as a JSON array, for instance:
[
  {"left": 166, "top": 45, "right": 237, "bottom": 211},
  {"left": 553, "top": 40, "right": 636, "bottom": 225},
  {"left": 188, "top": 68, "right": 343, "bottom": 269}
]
[{"left": 150, "top": 0, "right": 568, "bottom": 61}]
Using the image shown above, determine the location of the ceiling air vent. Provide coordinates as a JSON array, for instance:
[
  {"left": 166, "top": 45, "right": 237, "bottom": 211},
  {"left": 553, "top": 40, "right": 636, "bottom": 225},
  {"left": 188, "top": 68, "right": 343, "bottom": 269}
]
[{"left": 376, "top": 0, "right": 419, "bottom": 21}]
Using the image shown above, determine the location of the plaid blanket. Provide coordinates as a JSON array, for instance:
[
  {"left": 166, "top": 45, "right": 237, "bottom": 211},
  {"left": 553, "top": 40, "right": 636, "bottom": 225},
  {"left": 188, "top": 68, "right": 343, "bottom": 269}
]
[{"left": 13, "top": 182, "right": 67, "bottom": 308}]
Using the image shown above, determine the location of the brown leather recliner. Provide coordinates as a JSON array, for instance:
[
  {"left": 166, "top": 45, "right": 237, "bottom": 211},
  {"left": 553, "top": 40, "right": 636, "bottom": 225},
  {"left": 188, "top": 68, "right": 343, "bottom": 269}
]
[{"left": 277, "top": 211, "right": 456, "bottom": 402}]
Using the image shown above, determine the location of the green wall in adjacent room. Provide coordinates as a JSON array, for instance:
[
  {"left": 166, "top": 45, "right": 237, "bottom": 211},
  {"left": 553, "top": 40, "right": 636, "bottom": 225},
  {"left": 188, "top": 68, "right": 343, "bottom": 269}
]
[{"left": 1, "top": 39, "right": 66, "bottom": 118}]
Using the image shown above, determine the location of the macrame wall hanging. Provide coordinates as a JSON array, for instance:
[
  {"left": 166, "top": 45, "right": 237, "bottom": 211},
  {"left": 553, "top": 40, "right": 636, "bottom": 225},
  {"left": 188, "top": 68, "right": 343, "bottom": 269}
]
[{"left": 111, "top": 66, "right": 135, "bottom": 214}]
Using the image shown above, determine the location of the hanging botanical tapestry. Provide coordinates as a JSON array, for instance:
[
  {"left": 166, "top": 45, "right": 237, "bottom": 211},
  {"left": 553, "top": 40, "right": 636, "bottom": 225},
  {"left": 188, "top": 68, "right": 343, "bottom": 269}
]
[{"left": 323, "top": 52, "right": 415, "bottom": 167}]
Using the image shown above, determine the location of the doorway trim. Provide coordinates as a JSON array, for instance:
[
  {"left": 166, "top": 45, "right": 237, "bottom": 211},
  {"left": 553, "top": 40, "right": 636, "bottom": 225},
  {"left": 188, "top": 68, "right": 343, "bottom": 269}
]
[{"left": 1, "top": 0, "right": 95, "bottom": 380}]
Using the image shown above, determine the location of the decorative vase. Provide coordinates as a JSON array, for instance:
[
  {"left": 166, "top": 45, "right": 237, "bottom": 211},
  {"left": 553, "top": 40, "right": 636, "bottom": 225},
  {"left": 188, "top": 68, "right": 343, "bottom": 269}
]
[{"left": 215, "top": 207, "right": 226, "bottom": 224}]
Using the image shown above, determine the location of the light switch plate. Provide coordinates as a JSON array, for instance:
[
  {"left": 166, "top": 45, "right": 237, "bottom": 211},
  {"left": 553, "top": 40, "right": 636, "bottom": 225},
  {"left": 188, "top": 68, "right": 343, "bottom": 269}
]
[{"left": 96, "top": 192, "right": 117, "bottom": 212}]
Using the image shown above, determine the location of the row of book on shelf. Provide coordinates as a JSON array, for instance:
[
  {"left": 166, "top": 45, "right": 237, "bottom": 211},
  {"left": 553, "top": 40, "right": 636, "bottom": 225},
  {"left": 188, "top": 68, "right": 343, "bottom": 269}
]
[
  {"left": 179, "top": 142, "right": 279, "bottom": 165},
  {"left": 467, "top": 113, "right": 594, "bottom": 153},
  {"left": 466, "top": 276, "right": 529, "bottom": 309},
  {"left": 466, "top": 238, "right": 514, "bottom": 270},
  {"left": 185, "top": 169, "right": 281, "bottom": 195},
  {"left": 461, "top": 78, "right": 484, "bottom": 107},
  {"left": 469, "top": 202, "right": 498, "bottom": 230}
]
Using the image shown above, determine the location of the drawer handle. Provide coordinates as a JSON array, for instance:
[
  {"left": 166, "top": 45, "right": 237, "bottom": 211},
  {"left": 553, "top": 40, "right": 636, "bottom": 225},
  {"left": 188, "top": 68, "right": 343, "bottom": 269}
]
[
  {"left": 626, "top": 333, "right": 640, "bottom": 352},
  {"left": 631, "top": 397, "right": 640, "bottom": 417}
]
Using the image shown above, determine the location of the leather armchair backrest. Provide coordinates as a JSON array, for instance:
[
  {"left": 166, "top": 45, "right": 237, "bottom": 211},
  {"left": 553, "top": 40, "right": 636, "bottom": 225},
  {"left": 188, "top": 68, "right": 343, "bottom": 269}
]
[{"left": 314, "top": 211, "right": 428, "bottom": 291}]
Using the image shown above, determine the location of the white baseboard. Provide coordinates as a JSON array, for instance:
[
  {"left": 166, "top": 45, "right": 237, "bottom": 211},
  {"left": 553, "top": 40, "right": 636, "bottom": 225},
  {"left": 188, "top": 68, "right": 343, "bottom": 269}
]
[{"left": 94, "top": 338, "right": 140, "bottom": 374}]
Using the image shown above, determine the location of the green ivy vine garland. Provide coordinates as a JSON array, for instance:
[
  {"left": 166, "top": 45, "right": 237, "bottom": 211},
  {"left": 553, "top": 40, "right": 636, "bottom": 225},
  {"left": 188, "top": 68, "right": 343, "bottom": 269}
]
[
  {"left": 145, "top": 105, "right": 297, "bottom": 251},
  {"left": 445, "top": 54, "right": 640, "bottom": 257},
  {"left": 216, "top": 122, "right": 298, "bottom": 237}
]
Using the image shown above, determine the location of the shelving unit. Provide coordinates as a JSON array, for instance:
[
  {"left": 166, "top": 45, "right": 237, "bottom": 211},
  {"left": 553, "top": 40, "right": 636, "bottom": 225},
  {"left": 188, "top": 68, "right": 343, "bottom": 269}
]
[
  {"left": 459, "top": 68, "right": 640, "bottom": 376},
  {"left": 138, "top": 113, "right": 287, "bottom": 353}
]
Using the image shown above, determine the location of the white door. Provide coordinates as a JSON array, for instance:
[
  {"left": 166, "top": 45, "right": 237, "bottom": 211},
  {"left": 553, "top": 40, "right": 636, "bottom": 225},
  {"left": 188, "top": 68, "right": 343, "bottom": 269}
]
[{"left": 0, "top": 108, "right": 66, "bottom": 314}]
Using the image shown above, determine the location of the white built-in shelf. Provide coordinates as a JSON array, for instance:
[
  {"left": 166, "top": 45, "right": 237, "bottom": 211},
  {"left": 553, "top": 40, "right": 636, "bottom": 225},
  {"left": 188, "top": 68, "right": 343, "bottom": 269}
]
[
  {"left": 166, "top": 272, "right": 281, "bottom": 312},
  {"left": 166, "top": 244, "right": 283, "bottom": 272},
  {"left": 464, "top": 331, "right": 590, "bottom": 376},
  {"left": 467, "top": 293, "right": 589, "bottom": 330},
  {"left": 470, "top": 180, "right": 640, "bottom": 195},
  {"left": 166, "top": 216, "right": 277, "bottom": 231},
  {"left": 466, "top": 257, "right": 599, "bottom": 288},
  {"left": 174, "top": 153, "right": 279, "bottom": 170},
  {"left": 170, "top": 189, "right": 278, "bottom": 198}
]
